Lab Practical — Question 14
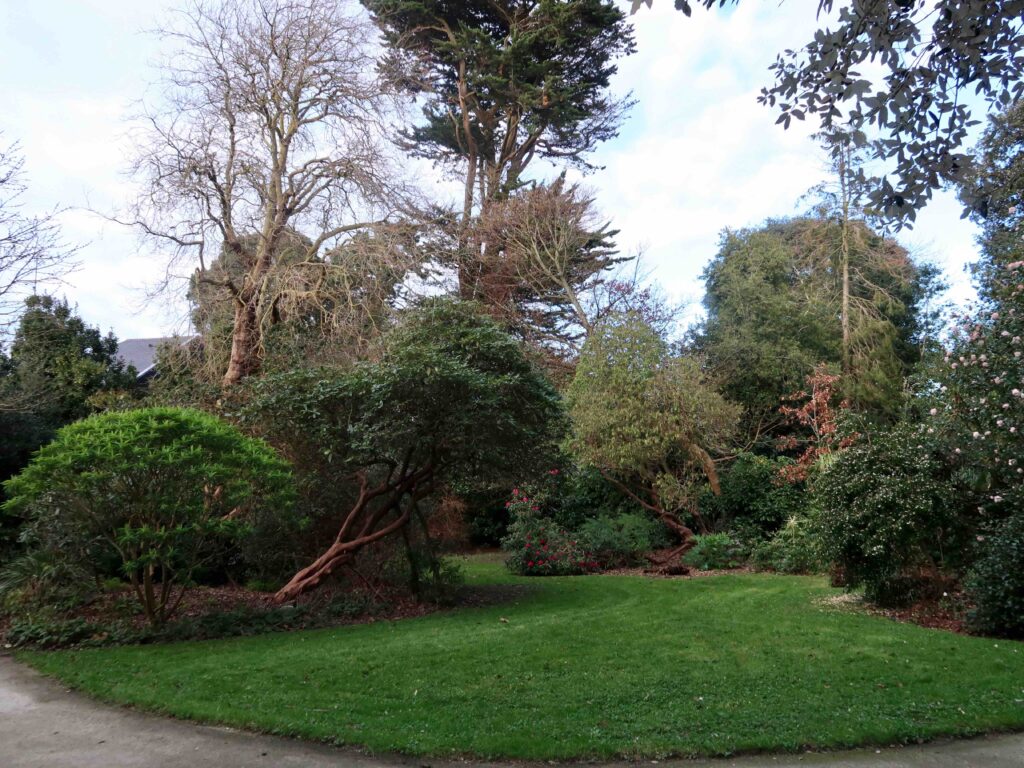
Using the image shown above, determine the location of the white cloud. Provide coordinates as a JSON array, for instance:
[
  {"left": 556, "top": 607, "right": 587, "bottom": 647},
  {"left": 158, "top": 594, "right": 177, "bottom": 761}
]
[{"left": 0, "top": 0, "right": 982, "bottom": 342}]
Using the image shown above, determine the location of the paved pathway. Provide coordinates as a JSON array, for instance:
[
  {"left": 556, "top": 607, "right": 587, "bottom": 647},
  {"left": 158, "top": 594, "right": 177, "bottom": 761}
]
[{"left": 2, "top": 655, "right": 1022, "bottom": 768}]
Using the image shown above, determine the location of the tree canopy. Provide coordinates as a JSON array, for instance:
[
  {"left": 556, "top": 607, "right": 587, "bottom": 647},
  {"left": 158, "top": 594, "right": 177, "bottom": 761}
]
[
  {"left": 367, "top": 0, "right": 636, "bottom": 206},
  {"left": 364, "top": 0, "right": 636, "bottom": 308},
  {"left": 1, "top": 295, "right": 135, "bottom": 424},
  {"left": 247, "top": 298, "right": 564, "bottom": 600},
  {"left": 959, "top": 99, "right": 1024, "bottom": 299},
  {"left": 566, "top": 311, "right": 739, "bottom": 564},
  {"left": 127, "top": 0, "right": 418, "bottom": 386},
  {"left": 692, "top": 217, "right": 936, "bottom": 436}
]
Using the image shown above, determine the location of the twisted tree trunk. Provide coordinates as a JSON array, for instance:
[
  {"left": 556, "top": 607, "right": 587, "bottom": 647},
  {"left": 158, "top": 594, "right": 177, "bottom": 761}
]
[{"left": 274, "top": 465, "right": 433, "bottom": 603}]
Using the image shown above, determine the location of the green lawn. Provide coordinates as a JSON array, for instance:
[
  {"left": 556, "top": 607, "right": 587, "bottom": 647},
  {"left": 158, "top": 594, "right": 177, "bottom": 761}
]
[{"left": 21, "top": 556, "right": 1024, "bottom": 759}]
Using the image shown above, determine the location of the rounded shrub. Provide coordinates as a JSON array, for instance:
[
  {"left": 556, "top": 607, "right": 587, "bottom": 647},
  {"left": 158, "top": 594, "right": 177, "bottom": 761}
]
[
  {"left": 501, "top": 490, "right": 595, "bottom": 576},
  {"left": 3, "top": 407, "right": 295, "bottom": 625},
  {"left": 814, "top": 424, "right": 965, "bottom": 606},
  {"left": 966, "top": 513, "right": 1024, "bottom": 638}
]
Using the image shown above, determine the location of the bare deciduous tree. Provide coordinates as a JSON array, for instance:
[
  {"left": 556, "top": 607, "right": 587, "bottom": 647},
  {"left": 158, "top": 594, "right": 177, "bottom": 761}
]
[
  {"left": 0, "top": 140, "right": 77, "bottom": 337},
  {"left": 123, "top": 0, "right": 419, "bottom": 386}
]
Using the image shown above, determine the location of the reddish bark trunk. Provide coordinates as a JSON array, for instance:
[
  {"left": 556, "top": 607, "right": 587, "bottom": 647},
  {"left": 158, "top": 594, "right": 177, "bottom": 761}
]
[
  {"left": 273, "top": 466, "right": 433, "bottom": 603},
  {"left": 222, "top": 298, "right": 259, "bottom": 387},
  {"left": 645, "top": 511, "right": 698, "bottom": 569}
]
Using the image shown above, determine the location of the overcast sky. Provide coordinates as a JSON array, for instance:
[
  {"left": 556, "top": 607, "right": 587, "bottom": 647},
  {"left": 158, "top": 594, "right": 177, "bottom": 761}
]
[{"left": 1, "top": 0, "right": 982, "bottom": 341}]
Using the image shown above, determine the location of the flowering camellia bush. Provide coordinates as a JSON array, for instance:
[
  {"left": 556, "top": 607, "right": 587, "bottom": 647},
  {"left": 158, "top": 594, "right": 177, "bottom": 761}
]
[
  {"left": 940, "top": 260, "right": 1024, "bottom": 520},
  {"left": 936, "top": 259, "right": 1024, "bottom": 635},
  {"left": 501, "top": 489, "right": 598, "bottom": 576}
]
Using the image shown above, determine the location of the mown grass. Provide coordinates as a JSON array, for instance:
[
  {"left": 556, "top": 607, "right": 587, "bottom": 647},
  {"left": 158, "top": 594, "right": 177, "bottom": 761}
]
[{"left": 21, "top": 556, "right": 1024, "bottom": 759}]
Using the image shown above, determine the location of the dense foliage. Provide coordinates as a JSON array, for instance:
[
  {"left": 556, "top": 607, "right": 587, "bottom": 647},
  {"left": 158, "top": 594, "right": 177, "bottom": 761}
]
[
  {"left": 500, "top": 481, "right": 667, "bottom": 575},
  {"left": 502, "top": 489, "right": 594, "bottom": 576},
  {"left": 750, "top": 516, "right": 824, "bottom": 575},
  {"left": 0, "top": 296, "right": 139, "bottom": 559},
  {"left": 683, "top": 533, "right": 744, "bottom": 571},
  {"left": 10, "top": 0, "right": 1024, "bottom": 646},
  {"left": 246, "top": 299, "right": 564, "bottom": 601},
  {"left": 965, "top": 514, "right": 1024, "bottom": 638},
  {"left": 699, "top": 452, "right": 806, "bottom": 543},
  {"left": 366, "top": 0, "right": 635, "bottom": 199},
  {"left": 814, "top": 424, "right": 966, "bottom": 606},
  {"left": 692, "top": 217, "right": 934, "bottom": 437},
  {"left": 2, "top": 408, "right": 295, "bottom": 626},
  {"left": 567, "top": 311, "right": 738, "bottom": 557}
]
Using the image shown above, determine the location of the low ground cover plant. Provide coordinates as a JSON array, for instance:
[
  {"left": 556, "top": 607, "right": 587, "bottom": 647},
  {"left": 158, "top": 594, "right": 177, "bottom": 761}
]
[
  {"left": 683, "top": 533, "right": 745, "bottom": 570},
  {"left": 4, "top": 591, "right": 380, "bottom": 649}
]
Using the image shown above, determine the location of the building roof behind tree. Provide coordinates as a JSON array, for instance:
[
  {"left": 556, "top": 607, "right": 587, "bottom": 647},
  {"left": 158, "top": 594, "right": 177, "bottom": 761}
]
[{"left": 117, "top": 337, "right": 196, "bottom": 379}]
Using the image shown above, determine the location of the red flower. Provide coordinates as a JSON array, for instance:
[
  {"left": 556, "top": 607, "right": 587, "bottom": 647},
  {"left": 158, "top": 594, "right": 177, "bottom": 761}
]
[{"left": 527, "top": 561, "right": 534, "bottom": 567}]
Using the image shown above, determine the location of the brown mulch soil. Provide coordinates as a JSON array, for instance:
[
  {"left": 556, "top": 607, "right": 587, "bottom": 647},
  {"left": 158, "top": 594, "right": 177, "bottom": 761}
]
[
  {"left": 599, "top": 564, "right": 756, "bottom": 579},
  {"left": 865, "top": 598, "right": 968, "bottom": 634},
  {"left": 818, "top": 591, "right": 970, "bottom": 635}
]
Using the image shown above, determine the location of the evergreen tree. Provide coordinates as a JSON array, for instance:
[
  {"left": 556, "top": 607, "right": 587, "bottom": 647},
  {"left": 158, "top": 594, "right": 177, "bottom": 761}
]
[
  {"left": 692, "top": 217, "right": 938, "bottom": 440},
  {"left": 365, "top": 0, "right": 635, "bottom": 297}
]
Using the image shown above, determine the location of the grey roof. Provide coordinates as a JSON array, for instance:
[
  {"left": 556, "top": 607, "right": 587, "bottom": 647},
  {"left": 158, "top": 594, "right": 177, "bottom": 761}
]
[{"left": 117, "top": 337, "right": 195, "bottom": 378}]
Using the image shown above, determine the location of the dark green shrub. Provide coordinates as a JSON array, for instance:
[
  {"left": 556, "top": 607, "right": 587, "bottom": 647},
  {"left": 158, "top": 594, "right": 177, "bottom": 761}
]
[
  {"left": 2, "top": 407, "right": 296, "bottom": 626},
  {"left": 459, "top": 485, "right": 513, "bottom": 546},
  {"left": 700, "top": 452, "right": 807, "bottom": 542},
  {"left": 684, "top": 533, "right": 744, "bottom": 570},
  {"left": 576, "top": 514, "right": 667, "bottom": 567},
  {"left": 243, "top": 299, "right": 565, "bottom": 602},
  {"left": 464, "top": 464, "right": 642, "bottom": 546},
  {"left": 814, "top": 424, "right": 966, "bottom": 607},
  {"left": 750, "top": 516, "right": 824, "bottom": 574},
  {"left": 380, "top": 546, "right": 466, "bottom": 605},
  {"left": 550, "top": 465, "right": 643, "bottom": 531},
  {"left": 966, "top": 514, "right": 1024, "bottom": 638}
]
